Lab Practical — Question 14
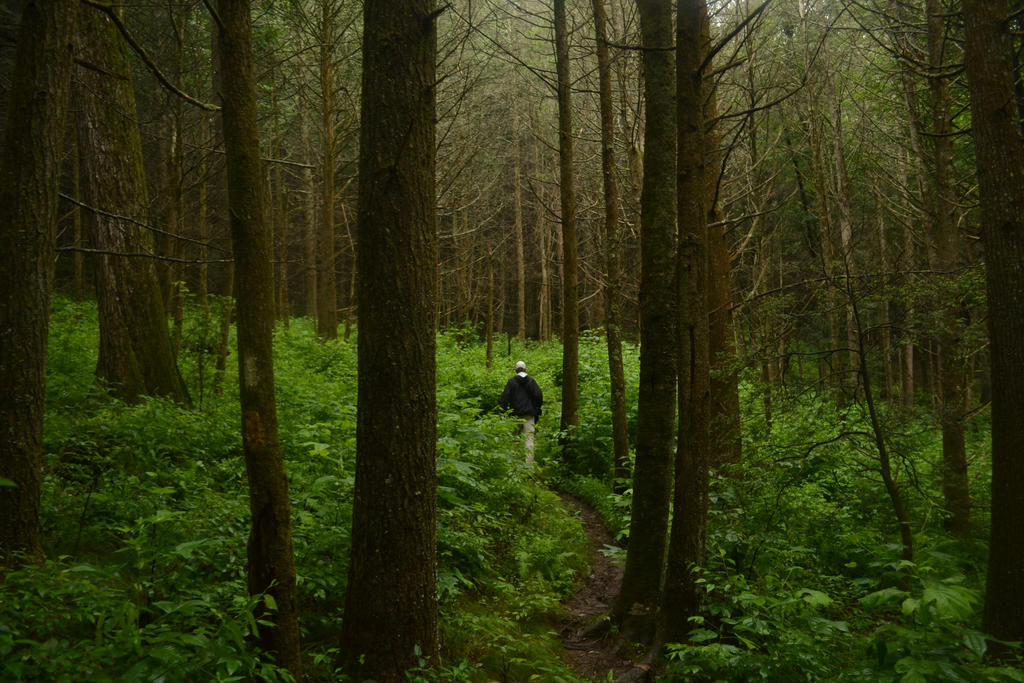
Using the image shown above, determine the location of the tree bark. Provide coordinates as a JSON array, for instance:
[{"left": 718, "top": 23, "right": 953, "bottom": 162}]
[
  {"left": 924, "top": 0, "right": 970, "bottom": 534},
  {"left": 0, "top": 0, "right": 77, "bottom": 563},
  {"left": 591, "top": 0, "right": 631, "bottom": 485},
  {"left": 317, "top": 1, "right": 338, "bottom": 339},
  {"left": 961, "top": 0, "right": 1024, "bottom": 655},
  {"left": 214, "top": 0, "right": 302, "bottom": 675},
  {"left": 271, "top": 88, "right": 289, "bottom": 328},
  {"left": 299, "top": 89, "right": 318, "bottom": 318},
  {"left": 513, "top": 92, "right": 527, "bottom": 343},
  {"left": 197, "top": 114, "right": 210, "bottom": 312},
  {"left": 554, "top": 0, "right": 580, "bottom": 441},
  {"left": 613, "top": 0, "right": 677, "bottom": 624},
  {"left": 340, "top": 0, "right": 440, "bottom": 678},
  {"left": 706, "top": 36, "right": 740, "bottom": 466},
  {"left": 661, "top": 0, "right": 710, "bottom": 643},
  {"left": 76, "top": 5, "right": 190, "bottom": 406}
]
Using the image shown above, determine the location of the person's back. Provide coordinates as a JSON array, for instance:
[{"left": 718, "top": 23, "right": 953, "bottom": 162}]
[{"left": 499, "top": 361, "right": 543, "bottom": 463}]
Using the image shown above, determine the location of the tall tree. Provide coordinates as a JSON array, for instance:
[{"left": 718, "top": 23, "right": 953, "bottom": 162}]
[
  {"left": 798, "top": 1, "right": 845, "bottom": 397},
  {"left": 961, "top": 0, "right": 1024, "bottom": 655},
  {"left": 661, "top": 0, "right": 710, "bottom": 643},
  {"left": 613, "top": 0, "right": 677, "bottom": 625},
  {"left": 316, "top": 0, "right": 339, "bottom": 339},
  {"left": 924, "top": 0, "right": 970, "bottom": 534},
  {"left": 706, "top": 10, "right": 739, "bottom": 465},
  {"left": 0, "top": 0, "right": 77, "bottom": 562},
  {"left": 591, "top": 0, "right": 630, "bottom": 485},
  {"left": 513, "top": 89, "right": 527, "bottom": 344},
  {"left": 340, "top": 0, "right": 440, "bottom": 677},
  {"left": 213, "top": 0, "right": 302, "bottom": 675},
  {"left": 554, "top": 0, "right": 580, "bottom": 440},
  {"left": 894, "top": 0, "right": 971, "bottom": 532},
  {"left": 75, "top": 5, "right": 190, "bottom": 406}
]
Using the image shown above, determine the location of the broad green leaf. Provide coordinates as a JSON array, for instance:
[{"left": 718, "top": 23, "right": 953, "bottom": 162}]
[
  {"left": 963, "top": 631, "right": 987, "bottom": 658},
  {"left": 689, "top": 628, "right": 718, "bottom": 643},
  {"left": 861, "top": 586, "right": 910, "bottom": 610},
  {"left": 798, "top": 588, "right": 833, "bottom": 608}
]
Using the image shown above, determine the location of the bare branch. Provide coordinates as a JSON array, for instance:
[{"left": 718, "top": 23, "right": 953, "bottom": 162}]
[{"left": 81, "top": 0, "right": 220, "bottom": 111}]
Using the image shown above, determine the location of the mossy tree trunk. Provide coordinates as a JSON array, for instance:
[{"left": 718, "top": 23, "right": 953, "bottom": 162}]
[
  {"left": 660, "top": 0, "right": 711, "bottom": 644},
  {"left": 962, "top": 0, "right": 1024, "bottom": 656},
  {"left": 0, "top": 0, "right": 77, "bottom": 563},
  {"left": 316, "top": 0, "right": 338, "bottom": 339},
  {"left": 340, "top": 0, "right": 440, "bottom": 678},
  {"left": 214, "top": 0, "right": 302, "bottom": 676},
  {"left": 591, "top": 0, "right": 631, "bottom": 486},
  {"left": 75, "top": 5, "right": 190, "bottom": 406},
  {"left": 613, "top": 0, "right": 677, "bottom": 624},
  {"left": 554, "top": 0, "right": 580, "bottom": 442}
]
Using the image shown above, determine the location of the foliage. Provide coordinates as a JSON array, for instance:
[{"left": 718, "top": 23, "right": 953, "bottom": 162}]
[
  {"left": 7, "top": 298, "right": 1017, "bottom": 680},
  {"left": 659, "top": 370, "right": 1016, "bottom": 681},
  {"left": 5, "top": 299, "right": 593, "bottom": 681}
]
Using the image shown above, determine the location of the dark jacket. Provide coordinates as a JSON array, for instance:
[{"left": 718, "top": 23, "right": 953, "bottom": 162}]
[{"left": 500, "top": 373, "right": 543, "bottom": 420}]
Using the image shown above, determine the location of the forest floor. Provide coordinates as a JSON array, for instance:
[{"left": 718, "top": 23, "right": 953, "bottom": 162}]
[{"left": 557, "top": 494, "right": 639, "bottom": 681}]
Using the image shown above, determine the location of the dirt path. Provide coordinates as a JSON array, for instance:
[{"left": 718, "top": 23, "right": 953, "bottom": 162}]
[{"left": 557, "top": 493, "right": 635, "bottom": 681}]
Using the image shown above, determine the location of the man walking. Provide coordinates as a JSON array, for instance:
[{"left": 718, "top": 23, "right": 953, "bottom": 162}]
[{"left": 499, "top": 360, "right": 543, "bottom": 464}]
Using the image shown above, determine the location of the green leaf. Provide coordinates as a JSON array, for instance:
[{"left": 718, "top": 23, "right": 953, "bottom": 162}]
[
  {"left": 962, "top": 630, "right": 987, "bottom": 658},
  {"left": 689, "top": 628, "right": 718, "bottom": 643},
  {"left": 173, "top": 539, "right": 209, "bottom": 559},
  {"left": 798, "top": 588, "right": 833, "bottom": 608},
  {"left": 895, "top": 656, "right": 933, "bottom": 683},
  {"left": 921, "top": 583, "right": 977, "bottom": 621},
  {"left": 901, "top": 597, "right": 920, "bottom": 616},
  {"left": 0, "top": 477, "right": 17, "bottom": 488},
  {"left": 264, "top": 594, "right": 277, "bottom": 611},
  {"left": 146, "top": 509, "right": 182, "bottom": 524},
  {"left": 861, "top": 587, "right": 910, "bottom": 610}
]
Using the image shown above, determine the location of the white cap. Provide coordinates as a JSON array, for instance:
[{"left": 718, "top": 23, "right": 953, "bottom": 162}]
[{"left": 515, "top": 360, "right": 526, "bottom": 371}]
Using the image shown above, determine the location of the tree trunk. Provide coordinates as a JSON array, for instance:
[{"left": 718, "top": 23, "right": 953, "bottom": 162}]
[
  {"left": 874, "top": 186, "right": 895, "bottom": 399},
  {"left": 72, "top": 146, "right": 84, "bottom": 299},
  {"left": 613, "top": 0, "right": 677, "bottom": 625},
  {"left": 554, "top": 0, "right": 580, "bottom": 441},
  {"left": 897, "top": 154, "right": 916, "bottom": 408},
  {"left": 591, "top": 0, "right": 630, "bottom": 485},
  {"left": 271, "top": 89, "right": 289, "bottom": 328},
  {"left": 197, "top": 114, "right": 210, "bottom": 312},
  {"left": 923, "top": 0, "right": 970, "bottom": 534},
  {"left": 0, "top": 0, "right": 77, "bottom": 563},
  {"left": 661, "top": 0, "right": 710, "bottom": 643},
  {"left": 342, "top": 202, "right": 356, "bottom": 341},
  {"left": 486, "top": 249, "right": 495, "bottom": 369},
  {"left": 823, "top": 67, "right": 859, "bottom": 382},
  {"left": 212, "top": 260, "right": 234, "bottom": 396},
  {"left": 341, "top": 1, "right": 440, "bottom": 677},
  {"left": 852, "top": 293, "right": 915, "bottom": 563},
  {"left": 536, "top": 153, "right": 553, "bottom": 342},
  {"left": 513, "top": 92, "right": 527, "bottom": 343},
  {"left": 799, "top": 3, "right": 844, "bottom": 398},
  {"left": 961, "top": 0, "right": 1024, "bottom": 655},
  {"left": 317, "top": 3, "right": 338, "bottom": 339},
  {"left": 299, "top": 92, "right": 318, "bottom": 319},
  {"left": 214, "top": 1, "right": 302, "bottom": 675},
  {"left": 706, "top": 44, "right": 740, "bottom": 466},
  {"left": 76, "top": 5, "right": 190, "bottom": 406}
]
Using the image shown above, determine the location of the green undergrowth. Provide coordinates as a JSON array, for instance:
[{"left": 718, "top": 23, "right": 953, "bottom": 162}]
[
  {"left": 2, "top": 298, "right": 595, "bottom": 681},
  {"left": 5, "top": 297, "right": 1020, "bottom": 681},
  {"left": 657, "top": 372, "right": 1020, "bottom": 681}
]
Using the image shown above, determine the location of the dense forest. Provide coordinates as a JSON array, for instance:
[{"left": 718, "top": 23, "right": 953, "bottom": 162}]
[{"left": 1, "top": 0, "right": 1023, "bottom": 680}]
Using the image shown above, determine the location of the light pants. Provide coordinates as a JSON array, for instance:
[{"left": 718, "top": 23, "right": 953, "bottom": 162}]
[{"left": 521, "top": 416, "right": 536, "bottom": 465}]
